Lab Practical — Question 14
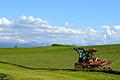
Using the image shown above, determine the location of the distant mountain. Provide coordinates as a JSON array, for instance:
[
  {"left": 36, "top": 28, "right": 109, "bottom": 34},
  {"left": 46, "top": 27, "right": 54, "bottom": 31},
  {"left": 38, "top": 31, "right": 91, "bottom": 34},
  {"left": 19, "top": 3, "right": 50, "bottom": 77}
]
[
  {"left": 0, "top": 41, "right": 119, "bottom": 48},
  {"left": 0, "top": 42, "right": 50, "bottom": 48}
]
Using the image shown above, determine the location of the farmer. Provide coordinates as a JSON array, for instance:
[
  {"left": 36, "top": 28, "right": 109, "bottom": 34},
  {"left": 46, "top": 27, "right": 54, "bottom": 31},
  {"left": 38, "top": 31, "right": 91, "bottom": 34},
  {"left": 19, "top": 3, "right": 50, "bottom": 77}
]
[
  {"left": 84, "top": 48, "right": 98, "bottom": 62},
  {"left": 88, "top": 48, "right": 98, "bottom": 59}
]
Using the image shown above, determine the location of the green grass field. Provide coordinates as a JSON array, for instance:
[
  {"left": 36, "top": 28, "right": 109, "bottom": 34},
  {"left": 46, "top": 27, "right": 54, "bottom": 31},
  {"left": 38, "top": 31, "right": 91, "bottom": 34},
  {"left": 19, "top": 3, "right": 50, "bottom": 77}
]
[{"left": 0, "top": 44, "right": 120, "bottom": 80}]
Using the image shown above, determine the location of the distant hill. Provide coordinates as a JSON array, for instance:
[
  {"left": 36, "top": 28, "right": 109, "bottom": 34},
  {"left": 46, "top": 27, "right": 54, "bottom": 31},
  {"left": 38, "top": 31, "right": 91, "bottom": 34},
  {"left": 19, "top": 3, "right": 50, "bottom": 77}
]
[{"left": 51, "top": 44, "right": 74, "bottom": 47}]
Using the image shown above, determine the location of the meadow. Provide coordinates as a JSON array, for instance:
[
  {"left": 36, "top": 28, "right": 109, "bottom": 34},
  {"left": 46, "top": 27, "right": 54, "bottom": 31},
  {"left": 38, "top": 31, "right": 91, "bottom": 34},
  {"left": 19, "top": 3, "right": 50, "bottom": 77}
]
[{"left": 0, "top": 44, "right": 120, "bottom": 80}]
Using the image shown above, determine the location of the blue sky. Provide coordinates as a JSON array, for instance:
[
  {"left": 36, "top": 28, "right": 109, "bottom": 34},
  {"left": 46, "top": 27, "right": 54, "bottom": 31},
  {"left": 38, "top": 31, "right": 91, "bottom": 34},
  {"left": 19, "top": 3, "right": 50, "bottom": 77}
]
[
  {"left": 0, "top": 0, "right": 120, "bottom": 28},
  {"left": 0, "top": 0, "right": 120, "bottom": 46}
]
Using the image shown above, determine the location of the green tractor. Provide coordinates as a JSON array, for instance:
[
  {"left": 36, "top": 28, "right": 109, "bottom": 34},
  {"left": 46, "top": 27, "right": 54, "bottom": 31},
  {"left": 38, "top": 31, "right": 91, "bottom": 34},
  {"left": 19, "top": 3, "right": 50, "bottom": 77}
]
[{"left": 73, "top": 48, "right": 112, "bottom": 71}]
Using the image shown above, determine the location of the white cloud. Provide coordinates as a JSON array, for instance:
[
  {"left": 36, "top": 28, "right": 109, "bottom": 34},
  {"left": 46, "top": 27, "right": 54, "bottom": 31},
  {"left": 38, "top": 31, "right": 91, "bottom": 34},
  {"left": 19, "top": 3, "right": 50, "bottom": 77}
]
[
  {"left": 17, "top": 15, "right": 48, "bottom": 25},
  {"left": 16, "top": 38, "right": 28, "bottom": 43},
  {"left": 64, "top": 22, "right": 70, "bottom": 26},
  {"left": 0, "top": 36, "right": 11, "bottom": 41},
  {"left": 0, "top": 15, "right": 120, "bottom": 46},
  {"left": 0, "top": 17, "right": 13, "bottom": 25}
]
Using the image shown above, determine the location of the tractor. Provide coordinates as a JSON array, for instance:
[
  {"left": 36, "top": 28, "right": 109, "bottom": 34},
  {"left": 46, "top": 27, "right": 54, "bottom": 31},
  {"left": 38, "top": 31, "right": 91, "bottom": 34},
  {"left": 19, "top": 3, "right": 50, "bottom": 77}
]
[{"left": 73, "top": 48, "right": 112, "bottom": 71}]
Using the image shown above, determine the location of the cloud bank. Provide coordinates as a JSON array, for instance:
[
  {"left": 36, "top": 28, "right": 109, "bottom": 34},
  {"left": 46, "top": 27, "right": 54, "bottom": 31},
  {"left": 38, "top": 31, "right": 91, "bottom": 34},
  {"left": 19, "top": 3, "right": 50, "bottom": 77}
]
[{"left": 0, "top": 15, "right": 120, "bottom": 46}]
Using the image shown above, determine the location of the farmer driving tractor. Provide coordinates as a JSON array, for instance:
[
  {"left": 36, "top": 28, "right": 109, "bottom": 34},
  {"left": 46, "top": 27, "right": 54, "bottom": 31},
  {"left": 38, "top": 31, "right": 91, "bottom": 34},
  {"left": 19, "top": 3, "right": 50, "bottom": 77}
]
[{"left": 73, "top": 47, "right": 112, "bottom": 71}]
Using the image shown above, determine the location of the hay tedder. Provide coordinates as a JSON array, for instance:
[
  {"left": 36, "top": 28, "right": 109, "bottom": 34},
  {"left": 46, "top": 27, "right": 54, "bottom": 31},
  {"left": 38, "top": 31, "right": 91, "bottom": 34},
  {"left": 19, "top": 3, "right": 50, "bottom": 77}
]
[{"left": 73, "top": 48, "right": 112, "bottom": 71}]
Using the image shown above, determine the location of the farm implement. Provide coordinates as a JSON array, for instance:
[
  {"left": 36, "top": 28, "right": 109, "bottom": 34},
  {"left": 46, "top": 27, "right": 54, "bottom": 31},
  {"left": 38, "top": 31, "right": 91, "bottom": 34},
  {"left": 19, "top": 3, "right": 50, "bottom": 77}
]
[{"left": 73, "top": 48, "right": 112, "bottom": 71}]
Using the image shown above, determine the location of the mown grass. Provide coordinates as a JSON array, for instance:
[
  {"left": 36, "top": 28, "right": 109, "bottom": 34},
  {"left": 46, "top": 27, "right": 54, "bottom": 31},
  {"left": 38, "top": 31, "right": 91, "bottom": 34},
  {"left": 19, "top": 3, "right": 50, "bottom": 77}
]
[
  {"left": 0, "top": 44, "right": 119, "bottom": 80},
  {"left": 0, "top": 46, "right": 76, "bottom": 69},
  {"left": 0, "top": 63, "right": 120, "bottom": 80}
]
